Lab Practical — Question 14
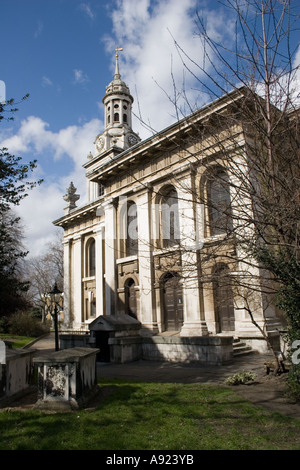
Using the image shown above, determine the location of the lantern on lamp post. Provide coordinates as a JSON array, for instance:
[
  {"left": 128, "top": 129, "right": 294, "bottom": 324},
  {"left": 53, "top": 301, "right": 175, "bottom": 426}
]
[{"left": 48, "top": 283, "right": 63, "bottom": 351}]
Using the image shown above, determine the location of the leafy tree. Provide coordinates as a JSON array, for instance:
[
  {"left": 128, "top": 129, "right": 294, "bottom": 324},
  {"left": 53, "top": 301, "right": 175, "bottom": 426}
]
[{"left": 0, "top": 96, "right": 43, "bottom": 316}]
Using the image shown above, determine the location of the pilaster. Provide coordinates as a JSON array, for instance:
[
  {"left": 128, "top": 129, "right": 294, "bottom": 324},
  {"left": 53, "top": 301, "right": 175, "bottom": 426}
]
[
  {"left": 95, "top": 224, "right": 105, "bottom": 317},
  {"left": 103, "top": 200, "right": 117, "bottom": 315},
  {"left": 72, "top": 235, "right": 83, "bottom": 327},
  {"left": 62, "top": 238, "right": 72, "bottom": 329},
  {"left": 177, "top": 176, "right": 208, "bottom": 336},
  {"left": 136, "top": 189, "right": 158, "bottom": 334}
]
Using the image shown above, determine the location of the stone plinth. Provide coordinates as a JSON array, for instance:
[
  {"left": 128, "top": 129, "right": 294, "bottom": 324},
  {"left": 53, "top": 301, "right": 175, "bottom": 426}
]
[{"left": 33, "top": 347, "right": 99, "bottom": 411}]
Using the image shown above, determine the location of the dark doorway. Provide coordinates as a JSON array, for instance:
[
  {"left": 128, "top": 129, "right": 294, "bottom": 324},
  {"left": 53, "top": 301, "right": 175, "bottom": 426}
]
[
  {"left": 213, "top": 264, "right": 235, "bottom": 332},
  {"left": 125, "top": 278, "right": 137, "bottom": 319},
  {"left": 95, "top": 331, "right": 111, "bottom": 362},
  {"left": 162, "top": 273, "right": 184, "bottom": 331}
]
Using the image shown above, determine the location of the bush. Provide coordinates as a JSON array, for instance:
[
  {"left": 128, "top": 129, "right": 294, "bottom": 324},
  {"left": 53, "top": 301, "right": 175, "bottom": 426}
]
[
  {"left": 0, "top": 316, "right": 10, "bottom": 334},
  {"left": 286, "top": 364, "right": 300, "bottom": 401},
  {"left": 225, "top": 370, "right": 257, "bottom": 386},
  {"left": 8, "top": 311, "right": 50, "bottom": 337}
]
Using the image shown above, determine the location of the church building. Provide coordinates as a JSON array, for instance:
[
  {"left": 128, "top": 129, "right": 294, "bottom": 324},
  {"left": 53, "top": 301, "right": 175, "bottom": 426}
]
[{"left": 54, "top": 52, "right": 282, "bottom": 362}]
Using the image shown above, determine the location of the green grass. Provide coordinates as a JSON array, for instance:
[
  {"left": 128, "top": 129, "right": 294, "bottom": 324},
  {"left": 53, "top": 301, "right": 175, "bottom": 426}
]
[
  {"left": 0, "top": 334, "right": 35, "bottom": 349},
  {"left": 1, "top": 379, "right": 300, "bottom": 450}
]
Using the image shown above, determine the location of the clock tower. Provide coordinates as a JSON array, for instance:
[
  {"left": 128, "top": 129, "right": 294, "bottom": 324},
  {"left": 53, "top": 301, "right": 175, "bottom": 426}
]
[{"left": 94, "top": 48, "right": 140, "bottom": 155}]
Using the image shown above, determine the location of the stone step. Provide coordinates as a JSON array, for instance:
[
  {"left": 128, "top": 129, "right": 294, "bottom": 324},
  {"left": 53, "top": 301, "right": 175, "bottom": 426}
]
[{"left": 233, "top": 339, "right": 255, "bottom": 357}]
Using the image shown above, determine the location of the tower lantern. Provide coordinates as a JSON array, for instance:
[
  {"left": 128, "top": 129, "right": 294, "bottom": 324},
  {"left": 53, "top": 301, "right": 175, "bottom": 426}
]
[{"left": 94, "top": 48, "right": 140, "bottom": 155}]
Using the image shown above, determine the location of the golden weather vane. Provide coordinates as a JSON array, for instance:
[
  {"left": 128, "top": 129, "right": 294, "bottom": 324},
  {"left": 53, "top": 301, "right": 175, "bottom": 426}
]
[{"left": 115, "top": 47, "right": 123, "bottom": 58}]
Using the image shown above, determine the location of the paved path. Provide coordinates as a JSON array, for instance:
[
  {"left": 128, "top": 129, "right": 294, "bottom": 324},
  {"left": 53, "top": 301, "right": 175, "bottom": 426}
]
[{"left": 27, "top": 333, "right": 300, "bottom": 418}]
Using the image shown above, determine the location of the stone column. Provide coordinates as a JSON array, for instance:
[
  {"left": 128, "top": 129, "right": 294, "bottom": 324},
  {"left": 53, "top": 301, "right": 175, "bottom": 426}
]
[
  {"left": 72, "top": 235, "right": 83, "bottom": 327},
  {"left": 95, "top": 224, "right": 105, "bottom": 317},
  {"left": 136, "top": 188, "right": 158, "bottom": 334},
  {"left": 104, "top": 199, "right": 117, "bottom": 315},
  {"left": 177, "top": 176, "right": 208, "bottom": 337},
  {"left": 62, "top": 238, "right": 72, "bottom": 329}
]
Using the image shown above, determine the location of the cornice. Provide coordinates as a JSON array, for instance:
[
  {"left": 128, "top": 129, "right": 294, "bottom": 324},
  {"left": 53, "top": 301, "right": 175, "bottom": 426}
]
[{"left": 87, "top": 87, "right": 248, "bottom": 182}]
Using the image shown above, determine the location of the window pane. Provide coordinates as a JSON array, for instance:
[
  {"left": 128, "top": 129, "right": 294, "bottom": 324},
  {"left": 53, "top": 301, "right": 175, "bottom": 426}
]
[
  {"left": 208, "top": 172, "right": 232, "bottom": 235},
  {"left": 126, "top": 203, "right": 138, "bottom": 256},
  {"left": 161, "top": 189, "right": 180, "bottom": 247},
  {"left": 88, "top": 240, "right": 95, "bottom": 276}
]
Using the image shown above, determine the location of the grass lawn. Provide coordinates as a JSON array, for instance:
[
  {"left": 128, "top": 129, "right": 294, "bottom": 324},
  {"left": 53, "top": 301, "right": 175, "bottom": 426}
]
[
  {"left": 0, "top": 334, "right": 36, "bottom": 349},
  {"left": 0, "top": 379, "right": 300, "bottom": 450}
]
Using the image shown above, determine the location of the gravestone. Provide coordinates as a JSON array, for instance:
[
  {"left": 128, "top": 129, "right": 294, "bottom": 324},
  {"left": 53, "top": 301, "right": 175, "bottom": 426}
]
[
  {"left": 33, "top": 347, "right": 99, "bottom": 411},
  {"left": 0, "top": 341, "right": 5, "bottom": 365}
]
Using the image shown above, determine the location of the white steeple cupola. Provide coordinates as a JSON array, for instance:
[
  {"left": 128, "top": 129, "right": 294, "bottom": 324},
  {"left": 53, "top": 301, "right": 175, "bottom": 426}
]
[{"left": 94, "top": 48, "right": 140, "bottom": 155}]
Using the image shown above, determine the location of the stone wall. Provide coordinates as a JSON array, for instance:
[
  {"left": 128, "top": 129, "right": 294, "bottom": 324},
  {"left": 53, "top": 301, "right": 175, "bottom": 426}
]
[
  {"left": 0, "top": 349, "right": 35, "bottom": 404},
  {"left": 109, "top": 336, "right": 143, "bottom": 363},
  {"left": 59, "top": 333, "right": 91, "bottom": 350},
  {"left": 142, "top": 336, "right": 233, "bottom": 365}
]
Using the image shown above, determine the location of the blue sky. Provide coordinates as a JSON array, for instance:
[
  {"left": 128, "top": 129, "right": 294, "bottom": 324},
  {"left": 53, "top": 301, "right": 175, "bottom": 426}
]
[{"left": 0, "top": 0, "right": 299, "bottom": 258}]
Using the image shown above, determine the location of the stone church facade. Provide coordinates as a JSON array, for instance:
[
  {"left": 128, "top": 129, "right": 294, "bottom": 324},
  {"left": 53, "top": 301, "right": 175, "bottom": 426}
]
[{"left": 54, "top": 54, "right": 282, "bottom": 360}]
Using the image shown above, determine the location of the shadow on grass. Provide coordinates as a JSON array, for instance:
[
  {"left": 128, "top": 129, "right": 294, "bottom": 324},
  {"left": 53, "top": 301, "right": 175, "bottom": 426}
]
[{"left": 1, "top": 379, "right": 300, "bottom": 450}]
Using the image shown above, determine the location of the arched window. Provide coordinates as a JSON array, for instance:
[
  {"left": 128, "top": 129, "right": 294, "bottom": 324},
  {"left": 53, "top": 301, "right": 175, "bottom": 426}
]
[
  {"left": 160, "top": 187, "right": 180, "bottom": 248},
  {"left": 125, "top": 278, "right": 137, "bottom": 319},
  {"left": 114, "top": 112, "right": 119, "bottom": 122},
  {"left": 126, "top": 201, "right": 138, "bottom": 256},
  {"left": 207, "top": 169, "right": 232, "bottom": 236},
  {"left": 123, "top": 113, "right": 127, "bottom": 123},
  {"left": 86, "top": 238, "right": 95, "bottom": 277}
]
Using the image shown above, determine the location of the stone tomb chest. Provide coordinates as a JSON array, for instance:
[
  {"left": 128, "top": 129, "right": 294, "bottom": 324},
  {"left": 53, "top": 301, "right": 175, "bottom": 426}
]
[
  {"left": 0, "top": 346, "right": 35, "bottom": 405},
  {"left": 89, "top": 314, "right": 142, "bottom": 363},
  {"left": 33, "top": 347, "right": 99, "bottom": 411}
]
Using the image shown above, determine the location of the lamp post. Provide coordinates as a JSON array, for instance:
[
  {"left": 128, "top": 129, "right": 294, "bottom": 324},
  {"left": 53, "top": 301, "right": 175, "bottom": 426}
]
[{"left": 49, "top": 283, "right": 62, "bottom": 351}]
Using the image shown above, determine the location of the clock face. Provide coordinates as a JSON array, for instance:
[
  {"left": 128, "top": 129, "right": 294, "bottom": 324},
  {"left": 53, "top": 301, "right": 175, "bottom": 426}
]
[
  {"left": 96, "top": 137, "right": 104, "bottom": 151},
  {"left": 127, "top": 134, "right": 139, "bottom": 146}
]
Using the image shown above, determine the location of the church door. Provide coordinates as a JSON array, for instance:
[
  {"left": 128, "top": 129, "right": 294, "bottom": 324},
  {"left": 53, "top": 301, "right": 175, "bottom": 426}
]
[
  {"left": 125, "top": 279, "right": 137, "bottom": 319},
  {"left": 213, "top": 264, "right": 235, "bottom": 332},
  {"left": 163, "top": 274, "right": 184, "bottom": 331}
]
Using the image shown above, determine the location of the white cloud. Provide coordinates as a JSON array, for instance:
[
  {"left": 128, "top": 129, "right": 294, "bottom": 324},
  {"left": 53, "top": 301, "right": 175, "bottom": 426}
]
[
  {"left": 42, "top": 76, "right": 53, "bottom": 87},
  {"left": 291, "top": 45, "right": 300, "bottom": 106},
  {"left": 79, "top": 3, "right": 95, "bottom": 20},
  {"left": 34, "top": 20, "right": 43, "bottom": 38},
  {"left": 1, "top": 117, "right": 102, "bottom": 257},
  {"left": 73, "top": 69, "right": 89, "bottom": 84},
  {"left": 104, "top": 0, "right": 232, "bottom": 139},
  {"left": 1, "top": 116, "right": 100, "bottom": 166}
]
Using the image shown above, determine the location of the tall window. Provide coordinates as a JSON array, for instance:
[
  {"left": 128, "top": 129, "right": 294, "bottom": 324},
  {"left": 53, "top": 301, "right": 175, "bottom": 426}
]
[
  {"left": 126, "top": 202, "right": 138, "bottom": 256},
  {"left": 114, "top": 103, "right": 120, "bottom": 122},
  {"left": 207, "top": 169, "right": 232, "bottom": 236},
  {"left": 161, "top": 187, "right": 180, "bottom": 248},
  {"left": 86, "top": 238, "right": 95, "bottom": 277},
  {"left": 98, "top": 183, "right": 105, "bottom": 197}
]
